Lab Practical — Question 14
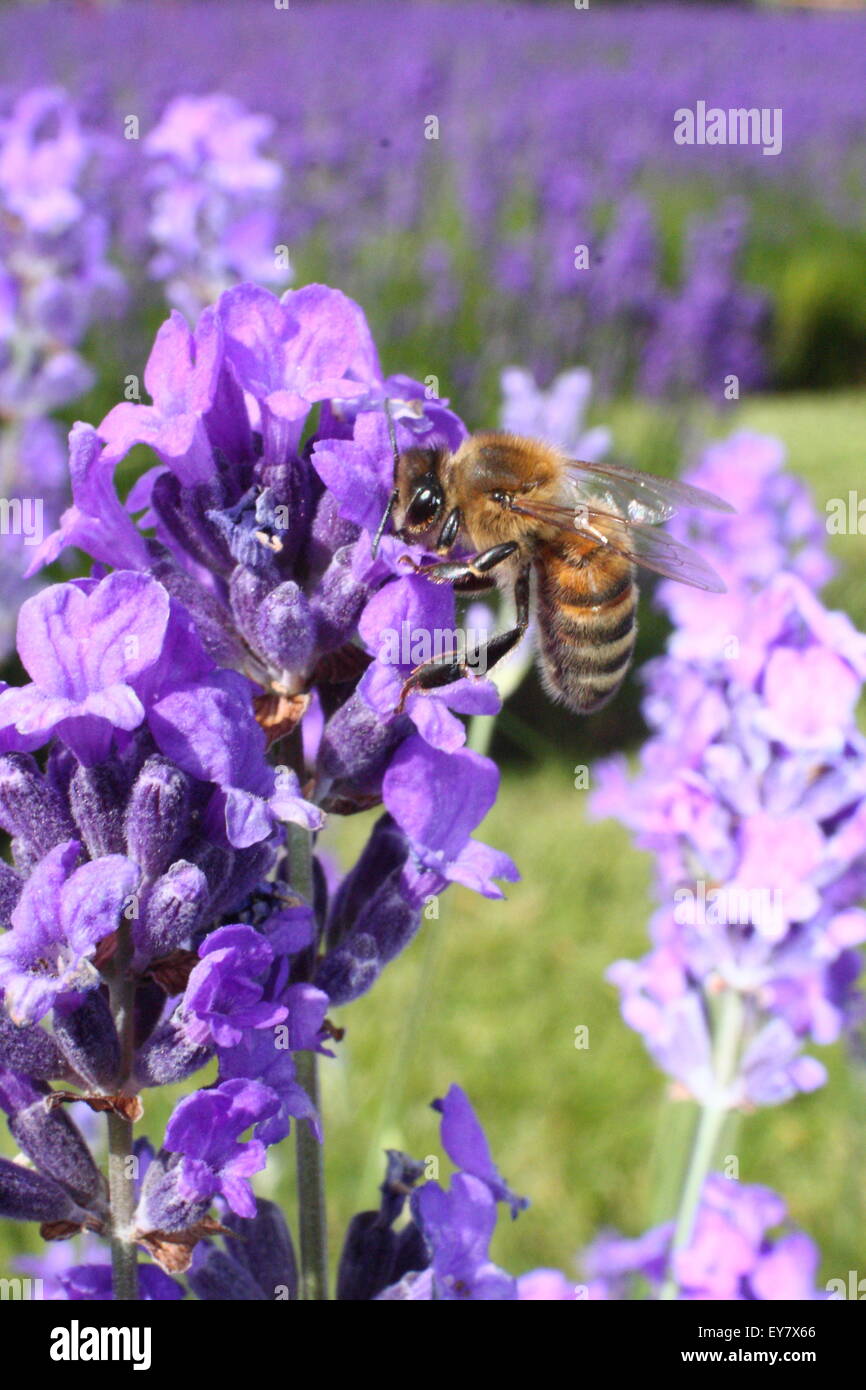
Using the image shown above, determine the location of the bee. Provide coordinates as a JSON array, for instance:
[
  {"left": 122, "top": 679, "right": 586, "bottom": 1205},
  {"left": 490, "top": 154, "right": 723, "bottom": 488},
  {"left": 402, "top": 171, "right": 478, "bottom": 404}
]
[{"left": 373, "top": 407, "right": 734, "bottom": 714}]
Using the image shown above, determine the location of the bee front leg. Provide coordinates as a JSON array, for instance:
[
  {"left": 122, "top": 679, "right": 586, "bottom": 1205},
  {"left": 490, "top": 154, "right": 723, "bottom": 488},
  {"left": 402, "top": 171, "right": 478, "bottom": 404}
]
[
  {"left": 396, "top": 564, "right": 530, "bottom": 711},
  {"left": 398, "top": 540, "right": 519, "bottom": 584}
]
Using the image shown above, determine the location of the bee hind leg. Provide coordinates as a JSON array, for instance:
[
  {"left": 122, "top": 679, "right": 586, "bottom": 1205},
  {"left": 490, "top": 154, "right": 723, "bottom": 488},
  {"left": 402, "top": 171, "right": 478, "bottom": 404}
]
[{"left": 396, "top": 565, "right": 530, "bottom": 711}]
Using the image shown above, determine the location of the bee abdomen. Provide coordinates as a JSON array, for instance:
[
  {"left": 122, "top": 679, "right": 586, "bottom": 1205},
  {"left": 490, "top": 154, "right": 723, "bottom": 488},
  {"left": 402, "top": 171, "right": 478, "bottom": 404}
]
[{"left": 534, "top": 553, "right": 638, "bottom": 714}]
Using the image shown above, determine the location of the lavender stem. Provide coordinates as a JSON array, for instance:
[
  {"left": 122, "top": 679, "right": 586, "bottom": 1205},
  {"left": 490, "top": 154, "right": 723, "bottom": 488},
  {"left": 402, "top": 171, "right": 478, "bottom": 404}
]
[
  {"left": 289, "top": 822, "right": 328, "bottom": 1300},
  {"left": 107, "top": 917, "right": 139, "bottom": 1302},
  {"left": 295, "top": 1048, "right": 328, "bottom": 1300},
  {"left": 658, "top": 989, "right": 744, "bottom": 1301}
]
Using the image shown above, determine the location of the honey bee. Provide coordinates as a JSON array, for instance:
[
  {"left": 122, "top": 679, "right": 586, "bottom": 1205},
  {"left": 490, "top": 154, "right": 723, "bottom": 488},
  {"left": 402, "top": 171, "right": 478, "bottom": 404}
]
[{"left": 373, "top": 407, "right": 734, "bottom": 714}]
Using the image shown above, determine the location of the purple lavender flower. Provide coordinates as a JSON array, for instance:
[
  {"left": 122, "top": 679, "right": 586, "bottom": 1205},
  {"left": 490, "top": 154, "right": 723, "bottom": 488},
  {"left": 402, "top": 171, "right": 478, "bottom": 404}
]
[
  {"left": 382, "top": 740, "right": 518, "bottom": 900},
  {"left": 356, "top": 576, "right": 500, "bottom": 754},
  {"left": 30, "top": 283, "right": 517, "bottom": 1000},
  {"left": 379, "top": 1088, "right": 527, "bottom": 1301},
  {"left": 58, "top": 1263, "right": 184, "bottom": 1301},
  {"left": 432, "top": 1084, "right": 529, "bottom": 1219},
  {"left": 99, "top": 307, "right": 224, "bottom": 485},
  {"left": 181, "top": 924, "right": 287, "bottom": 1049},
  {"left": 0, "top": 839, "right": 138, "bottom": 1024},
  {"left": 0, "top": 573, "right": 174, "bottom": 764},
  {"left": 216, "top": 1028, "right": 321, "bottom": 1148},
  {"left": 0, "top": 277, "right": 520, "bottom": 1297},
  {"left": 150, "top": 1079, "right": 279, "bottom": 1221},
  {"left": 412, "top": 1173, "right": 517, "bottom": 1301},
  {"left": 0, "top": 570, "right": 319, "bottom": 848}
]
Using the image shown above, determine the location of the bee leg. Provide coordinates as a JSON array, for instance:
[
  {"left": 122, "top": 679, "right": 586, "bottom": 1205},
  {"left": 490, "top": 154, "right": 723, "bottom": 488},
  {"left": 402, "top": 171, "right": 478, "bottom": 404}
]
[
  {"left": 435, "top": 506, "right": 462, "bottom": 552},
  {"left": 399, "top": 541, "right": 519, "bottom": 584},
  {"left": 397, "top": 565, "right": 530, "bottom": 710},
  {"left": 451, "top": 572, "right": 497, "bottom": 593}
]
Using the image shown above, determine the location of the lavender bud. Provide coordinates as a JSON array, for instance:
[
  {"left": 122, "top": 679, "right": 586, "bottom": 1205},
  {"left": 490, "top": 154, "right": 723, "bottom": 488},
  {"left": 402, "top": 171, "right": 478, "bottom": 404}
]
[
  {"left": 134, "top": 1017, "right": 212, "bottom": 1089},
  {"left": 148, "top": 551, "right": 248, "bottom": 670},
  {"left": 224, "top": 1199, "right": 298, "bottom": 1301},
  {"left": 45, "top": 743, "right": 77, "bottom": 811},
  {"left": 337, "top": 1151, "right": 427, "bottom": 1299},
  {"left": 134, "top": 979, "right": 170, "bottom": 1050},
  {"left": 392, "top": 1221, "right": 429, "bottom": 1285},
  {"left": 211, "top": 842, "right": 278, "bottom": 925},
  {"left": 8, "top": 1100, "right": 103, "bottom": 1205},
  {"left": 0, "top": 753, "right": 76, "bottom": 868},
  {"left": 152, "top": 470, "right": 234, "bottom": 579},
  {"left": 188, "top": 1250, "right": 267, "bottom": 1301},
  {"left": 69, "top": 761, "right": 129, "bottom": 858},
  {"left": 327, "top": 815, "right": 408, "bottom": 948},
  {"left": 228, "top": 566, "right": 271, "bottom": 651},
  {"left": 308, "top": 490, "right": 360, "bottom": 572},
  {"left": 254, "top": 580, "right": 315, "bottom": 674},
  {"left": 318, "top": 692, "right": 401, "bottom": 791},
  {"left": 311, "top": 547, "right": 369, "bottom": 652},
  {"left": 136, "top": 1150, "right": 209, "bottom": 1233},
  {"left": 337, "top": 1212, "right": 400, "bottom": 1301},
  {"left": 181, "top": 838, "right": 275, "bottom": 928},
  {"left": 135, "top": 860, "right": 209, "bottom": 962},
  {"left": 0, "top": 860, "right": 23, "bottom": 926},
  {"left": 125, "top": 757, "right": 192, "bottom": 878},
  {"left": 0, "top": 1014, "right": 68, "bottom": 1080},
  {"left": 181, "top": 841, "right": 235, "bottom": 919},
  {"left": 0, "top": 1156, "right": 83, "bottom": 1223},
  {"left": 53, "top": 992, "right": 121, "bottom": 1091},
  {"left": 357, "top": 883, "right": 421, "bottom": 966},
  {"left": 315, "top": 934, "right": 379, "bottom": 1006},
  {"left": 322, "top": 817, "right": 422, "bottom": 989}
]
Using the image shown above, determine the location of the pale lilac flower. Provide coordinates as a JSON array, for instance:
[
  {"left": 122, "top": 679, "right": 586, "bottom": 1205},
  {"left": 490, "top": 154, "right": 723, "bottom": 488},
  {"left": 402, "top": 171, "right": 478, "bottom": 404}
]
[{"left": 499, "top": 365, "right": 610, "bottom": 460}]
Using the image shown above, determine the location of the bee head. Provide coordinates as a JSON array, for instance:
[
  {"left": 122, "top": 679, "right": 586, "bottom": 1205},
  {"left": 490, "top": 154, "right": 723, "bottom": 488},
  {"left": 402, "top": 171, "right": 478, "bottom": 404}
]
[
  {"left": 372, "top": 397, "right": 449, "bottom": 555},
  {"left": 394, "top": 446, "right": 449, "bottom": 538},
  {"left": 372, "top": 442, "right": 450, "bottom": 555}
]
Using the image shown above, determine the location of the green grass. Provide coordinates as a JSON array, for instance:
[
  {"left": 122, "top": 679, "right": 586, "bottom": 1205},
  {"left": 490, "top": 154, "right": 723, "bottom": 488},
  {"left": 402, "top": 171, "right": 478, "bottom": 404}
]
[
  {"left": 309, "top": 763, "right": 866, "bottom": 1288},
  {"left": 1, "top": 389, "right": 864, "bottom": 1292}
]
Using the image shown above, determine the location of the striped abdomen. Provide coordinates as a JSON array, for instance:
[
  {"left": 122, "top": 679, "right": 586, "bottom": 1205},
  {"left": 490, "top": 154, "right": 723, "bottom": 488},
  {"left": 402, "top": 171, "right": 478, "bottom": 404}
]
[{"left": 533, "top": 534, "right": 637, "bottom": 713}]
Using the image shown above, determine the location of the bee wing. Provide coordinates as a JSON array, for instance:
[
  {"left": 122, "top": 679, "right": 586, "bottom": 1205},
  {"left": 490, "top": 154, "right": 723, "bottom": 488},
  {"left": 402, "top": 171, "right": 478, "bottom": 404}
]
[
  {"left": 565, "top": 458, "right": 736, "bottom": 524},
  {"left": 509, "top": 495, "right": 728, "bottom": 593}
]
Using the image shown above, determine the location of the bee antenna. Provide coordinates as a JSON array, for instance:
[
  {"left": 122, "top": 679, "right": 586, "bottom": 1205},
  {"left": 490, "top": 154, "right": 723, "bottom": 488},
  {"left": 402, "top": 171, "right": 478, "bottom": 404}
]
[
  {"left": 371, "top": 489, "right": 397, "bottom": 557},
  {"left": 372, "top": 397, "right": 401, "bottom": 557},
  {"left": 384, "top": 396, "right": 401, "bottom": 468}
]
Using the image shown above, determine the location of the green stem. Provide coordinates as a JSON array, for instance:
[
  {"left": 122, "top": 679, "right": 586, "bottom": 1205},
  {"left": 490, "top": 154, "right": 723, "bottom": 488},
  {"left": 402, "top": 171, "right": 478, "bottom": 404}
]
[
  {"left": 295, "top": 1048, "right": 328, "bottom": 1300},
  {"left": 289, "top": 822, "right": 328, "bottom": 1301},
  {"left": 107, "top": 1110, "right": 138, "bottom": 1301},
  {"left": 107, "top": 919, "right": 139, "bottom": 1302},
  {"left": 658, "top": 989, "right": 744, "bottom": 1301}
]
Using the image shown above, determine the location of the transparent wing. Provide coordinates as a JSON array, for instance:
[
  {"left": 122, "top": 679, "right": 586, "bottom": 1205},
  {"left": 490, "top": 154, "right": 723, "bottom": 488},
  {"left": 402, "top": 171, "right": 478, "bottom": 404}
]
[
  {"left": 565, "top": 458, "right": 736, "bottom": 524},
  {"left": 509, "top": 495, "right": 728, "bottom": 593}
]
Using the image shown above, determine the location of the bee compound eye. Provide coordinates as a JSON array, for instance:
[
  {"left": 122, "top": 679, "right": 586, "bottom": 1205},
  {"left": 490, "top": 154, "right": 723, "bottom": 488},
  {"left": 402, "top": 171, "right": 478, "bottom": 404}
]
[{"left": 407, "top": 482, "right": 442, "bottom": 528}]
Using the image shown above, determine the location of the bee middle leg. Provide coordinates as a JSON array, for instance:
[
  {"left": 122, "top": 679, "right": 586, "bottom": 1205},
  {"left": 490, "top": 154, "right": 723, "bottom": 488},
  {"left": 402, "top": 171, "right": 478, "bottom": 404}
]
[{"left": 397, "top": 565, "right": 530, "bottom": 710}]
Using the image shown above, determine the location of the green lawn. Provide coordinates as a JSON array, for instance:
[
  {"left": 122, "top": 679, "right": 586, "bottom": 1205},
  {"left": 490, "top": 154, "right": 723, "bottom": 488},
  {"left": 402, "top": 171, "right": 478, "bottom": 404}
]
[{"left": 1, "top": 390, "right": 864, "bottom": 1293}]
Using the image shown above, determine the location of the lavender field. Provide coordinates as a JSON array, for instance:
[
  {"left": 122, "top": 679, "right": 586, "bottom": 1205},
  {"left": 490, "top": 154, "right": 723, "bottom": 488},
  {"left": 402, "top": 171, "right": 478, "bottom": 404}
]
[{"left": 0, "top": 0, "right": 864, "bottom": 1319}]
